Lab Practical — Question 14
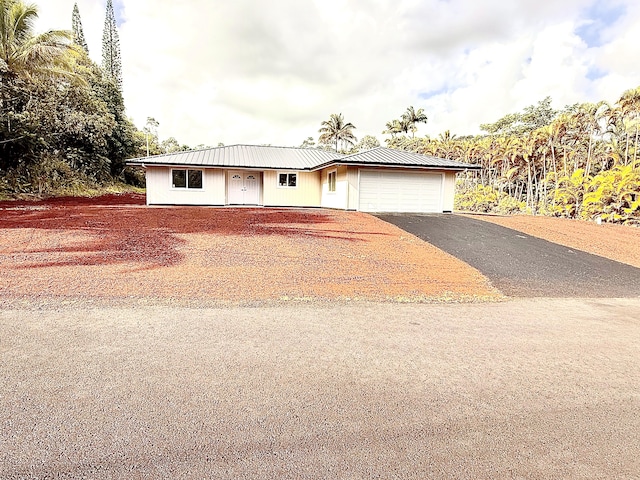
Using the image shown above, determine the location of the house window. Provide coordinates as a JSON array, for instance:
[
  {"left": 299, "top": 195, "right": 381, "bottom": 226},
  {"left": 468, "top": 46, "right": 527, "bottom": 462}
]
[
  {"left": 172, "top": 169, "right": 203, "bottom": 189},
  {"left": 171, "top": 169, "right": 202, "bottom": 189},
  {"left": 278, "top": 172, "right": 297, "bottom": 188},
  {"left": 328, "top": 170, "right": 337, "bottom": 192},
  {"left": 172, "top": 169, "right": 186, "bottom": 188}
]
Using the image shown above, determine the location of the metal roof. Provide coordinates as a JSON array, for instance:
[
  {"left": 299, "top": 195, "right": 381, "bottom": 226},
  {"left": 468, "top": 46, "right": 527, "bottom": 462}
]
[
  {"left": 317, "top": 147, "right": 480, "bottom": 170},
  {"left": 127, "top": 145, "right": 478, "bottom": 171},
  {"left": 127, "top": 144, "right": 343, "bottom": 170}
]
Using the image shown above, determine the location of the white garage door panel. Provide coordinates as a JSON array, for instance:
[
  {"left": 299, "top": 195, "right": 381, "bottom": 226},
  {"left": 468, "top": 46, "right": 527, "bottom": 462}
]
[{"left": 359, "top": 170, "right": 443, "bottom": 213}]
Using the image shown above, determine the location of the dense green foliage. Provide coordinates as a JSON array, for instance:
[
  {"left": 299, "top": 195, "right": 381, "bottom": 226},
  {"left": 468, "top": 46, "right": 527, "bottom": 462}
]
[
  {"left": 101, "top": 0, "right": 121, "bottom": 91},
  {"left": 0, "top": 0, "right": 148, "bottom": 196},
  {"left": 387, "top": 91, "right": 640, "bottom": 225},
  {"left": 72, "top": 3, "right": 88, "bottom": 54}
]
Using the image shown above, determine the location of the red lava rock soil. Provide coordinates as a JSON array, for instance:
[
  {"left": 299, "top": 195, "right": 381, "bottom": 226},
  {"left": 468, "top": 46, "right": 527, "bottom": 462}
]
[
  {"left": 0, "top": 194, "right": 498, "bottom": 305},
  {"left": 467, "top": 214, "right": 640, "bottom": 269}
]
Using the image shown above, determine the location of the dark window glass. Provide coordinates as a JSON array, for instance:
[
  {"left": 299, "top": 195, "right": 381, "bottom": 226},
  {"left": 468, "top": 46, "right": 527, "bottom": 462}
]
[
  {"left": 188, "top": 170, "right": 203, "bottom": 189},
  {"left": 279, "top": 173, "right": 288, "bottom": 186},
  {"left": 288, "top": 173, "right": 297, "bottom": 187},
  {"left": 172, "top": 169, "right": 186, "bottom": 188},
  {"left": 328, "top": 171, "right": 336, "bottom": 191}
]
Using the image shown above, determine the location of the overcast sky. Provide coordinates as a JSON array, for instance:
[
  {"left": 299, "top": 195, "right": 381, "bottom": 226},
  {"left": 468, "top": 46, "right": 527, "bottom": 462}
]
[{"left": 37, "top": 0, "right": 639, "bottom": 148}]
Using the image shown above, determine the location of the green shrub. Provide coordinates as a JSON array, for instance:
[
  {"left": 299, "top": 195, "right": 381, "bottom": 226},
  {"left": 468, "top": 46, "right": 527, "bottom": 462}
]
[
  {"left": 581, "top": 162, "right": 640, "bottom": 225},
  {"left": 455, "top": 184, "right": 526, "bottom": 214}
]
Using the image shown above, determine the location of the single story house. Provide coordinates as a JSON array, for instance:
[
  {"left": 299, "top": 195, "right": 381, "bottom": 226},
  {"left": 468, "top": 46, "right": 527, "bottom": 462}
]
[{"left": 126, "top": 145, "right": 479, "bottom": 213}]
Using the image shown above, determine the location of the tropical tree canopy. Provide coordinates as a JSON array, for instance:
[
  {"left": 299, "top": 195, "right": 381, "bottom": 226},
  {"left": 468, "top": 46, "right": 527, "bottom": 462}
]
[
  {"left": 318, "top": 113, "right": 357, "bottom": 153},
  {"left": 0, "top": 0, "right": 152, "bottom": 194},
  {"left": 384, "top": 106, "right": 428, "bottom": 138},
  {"left": 0, "top": 0, "right": 76, "bottom": 80},
  {"left": 402, "top": 106, "right": 428, "bottom": 137},
  {"left": 299, "top": 136, "right": 315, "bottom": 148},
  {"left": 355, "top": 135, "right": 381, "bottom": 151},
  {"left": 387, "top": 89, "right": 640, "bottom": 225}
]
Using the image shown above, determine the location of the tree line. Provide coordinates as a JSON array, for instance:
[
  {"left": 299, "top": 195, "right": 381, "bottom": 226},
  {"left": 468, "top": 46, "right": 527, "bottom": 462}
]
[
  {"left": 312, "top": 93, "right": 639, "bottom": 225},
  {"left": 0, "top": 0, "right": 137, "bottom": 196},
  {"left": 2, "top": 0, "right": 638, "bottom": 226},
  {"left": 385, "top": 92, "right": 640, "bottom": 225},
  {"left": 302, "top": 107, "right": 428, "bottom": 154},
  {"left": 0, "top": 0, "right": 198, "bottom": 197}
]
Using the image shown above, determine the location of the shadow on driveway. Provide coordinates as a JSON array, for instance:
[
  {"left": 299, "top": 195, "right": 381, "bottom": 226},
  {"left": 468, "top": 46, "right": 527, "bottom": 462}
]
[{"left": 377, "top": 214, "right": 640, "bottom": 298}]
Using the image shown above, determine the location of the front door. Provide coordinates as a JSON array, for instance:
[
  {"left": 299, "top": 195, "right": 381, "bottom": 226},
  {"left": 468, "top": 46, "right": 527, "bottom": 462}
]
[
  {"left": 228, "top": 170, "right": 260, "bottom": 205},
  {"left": 243, "top": 173, "right": 259, "bottom": 204}
]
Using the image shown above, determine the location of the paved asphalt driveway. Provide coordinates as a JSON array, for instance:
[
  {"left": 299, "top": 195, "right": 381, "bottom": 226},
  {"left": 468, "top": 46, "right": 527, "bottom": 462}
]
[{"left": 377, "top": 214, "right": 640, "bottom": 298}]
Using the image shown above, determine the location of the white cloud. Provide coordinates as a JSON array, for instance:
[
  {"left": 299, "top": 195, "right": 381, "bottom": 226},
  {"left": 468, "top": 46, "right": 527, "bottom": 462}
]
[{"left": 35, "top": 0, "right": 640, "bottom": 148}]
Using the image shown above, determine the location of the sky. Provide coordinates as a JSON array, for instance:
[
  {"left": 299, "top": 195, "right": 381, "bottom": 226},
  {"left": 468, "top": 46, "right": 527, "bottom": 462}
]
[{"left": 37, "top": 0, "right": 640, "bottom": 148}]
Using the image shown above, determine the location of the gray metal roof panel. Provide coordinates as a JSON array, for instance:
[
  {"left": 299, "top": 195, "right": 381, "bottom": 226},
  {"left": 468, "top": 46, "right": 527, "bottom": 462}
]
[
  {"left": 127, "top": 144, "right": 344, "bottom": 170},
  {"left": 323, "top": 147, "right": 479, "bottom": 170},
  {"left": 126, "top": 145, "right": 478, "bottom": 171}
]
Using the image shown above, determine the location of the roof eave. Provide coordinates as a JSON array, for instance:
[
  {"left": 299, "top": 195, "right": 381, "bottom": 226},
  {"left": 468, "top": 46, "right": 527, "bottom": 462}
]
[
  {"left": 310, "top": 160, "right": 481, "bottom": 172},
  {"left": 125, "top": 161, "right": 318, "bottom": 171}
]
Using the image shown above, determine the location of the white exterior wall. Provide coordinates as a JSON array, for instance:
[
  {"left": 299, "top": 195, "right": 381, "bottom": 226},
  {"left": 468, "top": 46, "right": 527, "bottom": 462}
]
[
  {"left": 320, "top": 166, "right": 349, "bottom": 209},
  {"left": 143, "top": 164, "right": 460, "bottom": 211},
  {"left": 145, "top": 166, "right": 225, "bottom": 205},
  {"left": 443, "top": 171, "right": 456, "bottom": 212},
  {"left": 262, "top": 170, "right": 321, "bottom": 207},
  {"left": 347, "top": 167, "right": 359, "bottom": 210}
]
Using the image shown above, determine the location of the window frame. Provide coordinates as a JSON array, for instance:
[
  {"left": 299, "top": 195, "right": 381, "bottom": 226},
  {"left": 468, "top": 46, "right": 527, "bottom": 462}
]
[
  {"left": 327, "top": 169, "right": 337, "bottom": 193},
  {"left": 277, "top": 171, "right": 298, "bottom": 188},
  {"left": 171, "top": 168, "right": 204, "bottom": 190}
]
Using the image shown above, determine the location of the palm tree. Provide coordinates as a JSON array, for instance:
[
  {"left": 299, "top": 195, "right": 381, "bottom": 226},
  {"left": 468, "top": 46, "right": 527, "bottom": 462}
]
[
  {"left": 569, "top": 101, "right": 608, "bottom": 177},
  {"left": 435, "top": 130, "right": 460, "bottom": 160},
  {"left": 318, "top": 113, "right": 357, "bottom": 152},
  {"left": 402, "top": 106, "right": 428, "bottom": 138},
  {"left": 0, "top": 0, "right": 76, "bottom": 81},
  {"left": 383, "top": 119, "right": 402, "bottom": 137},
  {"left": 616, "top": 87, "right": 640, "bottom": 166},
  {"left": 1, "top": 0, "right": 78, "bottom": 145}
]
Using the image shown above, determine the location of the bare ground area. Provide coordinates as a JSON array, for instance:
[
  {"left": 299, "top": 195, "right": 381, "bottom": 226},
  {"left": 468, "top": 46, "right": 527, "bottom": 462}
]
[
  {"left": 2, "top": 197, "right": 640, "bottom": 478},
  {"left": 1, "top": 299, "right": 639, "bottom": 479},
  {"left": 0, "top": 195, "right": 498, "bottom": 306},
  {"left": 467, "top": 213, "right": 640, "bottom": 269}
]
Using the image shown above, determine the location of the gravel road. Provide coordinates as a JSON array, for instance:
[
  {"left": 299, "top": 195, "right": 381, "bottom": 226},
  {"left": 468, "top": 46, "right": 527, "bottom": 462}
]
[{"left": 2, "top": 298, "right": 639, "bottom": 479}]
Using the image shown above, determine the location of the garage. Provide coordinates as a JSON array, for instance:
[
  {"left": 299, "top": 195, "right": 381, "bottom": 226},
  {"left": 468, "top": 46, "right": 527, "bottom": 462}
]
[{"left": 358, "top": 169, "right": 444, "bottom": 213}]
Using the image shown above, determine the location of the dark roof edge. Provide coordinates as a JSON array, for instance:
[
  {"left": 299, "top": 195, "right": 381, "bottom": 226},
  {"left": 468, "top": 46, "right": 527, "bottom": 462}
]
[
  {"left": 125, "top": 161, "right": 316, "bottom": 171},
  {"left": 311, "top": 146, "right": 480, "bottom": 170},
  {"left": 310, "top": 160, "right": 481, "bottom": 171}
]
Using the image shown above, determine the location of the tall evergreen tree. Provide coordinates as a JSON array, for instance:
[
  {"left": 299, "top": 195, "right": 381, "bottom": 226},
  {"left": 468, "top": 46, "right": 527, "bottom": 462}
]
[
  {"left": 72, "top": 3, "right": 88, "bottom": 54},
  {"left": 101, "top": 0, "right": 122, "bottom": 90}
]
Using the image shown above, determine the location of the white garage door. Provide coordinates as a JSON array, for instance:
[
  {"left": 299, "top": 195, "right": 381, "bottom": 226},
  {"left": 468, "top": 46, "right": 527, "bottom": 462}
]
[{"left": 358, "top": 170, "right": 443, "bottom": 213}]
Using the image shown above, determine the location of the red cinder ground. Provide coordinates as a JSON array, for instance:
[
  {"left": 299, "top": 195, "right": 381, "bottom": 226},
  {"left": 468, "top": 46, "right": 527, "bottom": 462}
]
[{"left": 0, "top": 194, "right": 498, "bottom": 305}]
